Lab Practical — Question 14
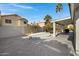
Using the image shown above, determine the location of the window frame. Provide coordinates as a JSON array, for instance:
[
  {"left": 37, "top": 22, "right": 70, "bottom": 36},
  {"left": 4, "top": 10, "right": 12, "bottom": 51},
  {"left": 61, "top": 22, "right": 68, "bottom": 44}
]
[
  {"left": 5, "top": 19, "right": 12, "bottom": 24},
  {"left": 24, "top": 21, "right": 27, "bottom": 24}
]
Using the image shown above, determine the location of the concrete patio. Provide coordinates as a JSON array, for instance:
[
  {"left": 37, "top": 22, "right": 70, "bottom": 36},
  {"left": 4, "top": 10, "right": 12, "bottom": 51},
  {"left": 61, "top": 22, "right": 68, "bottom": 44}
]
[{"left": 0, "top": 32, "right": 74, "bottom": 56}]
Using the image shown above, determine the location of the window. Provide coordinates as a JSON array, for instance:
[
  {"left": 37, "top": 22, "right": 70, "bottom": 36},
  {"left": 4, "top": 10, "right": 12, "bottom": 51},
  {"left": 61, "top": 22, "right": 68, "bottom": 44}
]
[
  {"left": 5, "top": 19, "right": 12, "bottom": 24},
  {"left": 24, "top": 21, "right": 26, "bottom": 24}
]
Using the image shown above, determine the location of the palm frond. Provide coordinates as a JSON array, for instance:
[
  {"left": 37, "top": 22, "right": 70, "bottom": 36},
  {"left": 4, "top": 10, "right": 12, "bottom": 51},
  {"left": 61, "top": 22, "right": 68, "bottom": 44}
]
[{"left": 56, "top": 3, "right": 63, "bottom": 13}]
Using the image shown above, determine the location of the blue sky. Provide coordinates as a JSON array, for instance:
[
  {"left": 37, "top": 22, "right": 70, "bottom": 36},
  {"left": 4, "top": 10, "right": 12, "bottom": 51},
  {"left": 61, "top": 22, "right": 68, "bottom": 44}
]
[{"left": 0, "top": 3, "right": 70, "bottom": 23}]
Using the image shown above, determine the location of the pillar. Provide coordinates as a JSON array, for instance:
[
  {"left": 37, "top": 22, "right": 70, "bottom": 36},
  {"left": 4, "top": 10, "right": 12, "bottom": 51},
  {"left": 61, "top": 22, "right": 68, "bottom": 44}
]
[
  {"left": 72, "top": 3, "right": 79, "bottom": 55},
  {"left": 76, "top": 18, "right": 79, "bottom": 55},
  {"left": 75, "top": 10, "right": 79, "bottom": 55},
  {"left": 53, "top": 21, "right": 56, "bottom": 37}
]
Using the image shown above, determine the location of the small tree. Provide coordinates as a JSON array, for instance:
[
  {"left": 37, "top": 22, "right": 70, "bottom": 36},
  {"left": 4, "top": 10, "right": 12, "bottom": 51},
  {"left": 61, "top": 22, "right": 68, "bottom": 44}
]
[
  {"left": 44, "top": 15, "right": 52, "bottom": 25},
  {"left": 44, "top": 15, "right": 53, "bottom": 33},
  {"left": 32, "top": 23, "right": 41, "bottom": 33},
  {"left": 68, "top": 25, "right": 74, "bottom": 31},
  {"left": 44, "top": 23, "right": 53, "bottom": 32}
]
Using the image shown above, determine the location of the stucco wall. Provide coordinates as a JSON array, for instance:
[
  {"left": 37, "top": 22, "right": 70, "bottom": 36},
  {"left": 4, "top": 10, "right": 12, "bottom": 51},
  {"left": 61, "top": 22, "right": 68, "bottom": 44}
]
[
  {"left": 1, "top": 15, "right": 26, "bottom": 26},
  {"left": 75, "top": 8, "right": 79, "bottom": 54},
  {"left": 0, "top": 26, "right": 25, "bottom": 38},
  {"left": 0, "top": 15, "right": 28, "bottom": 39}
]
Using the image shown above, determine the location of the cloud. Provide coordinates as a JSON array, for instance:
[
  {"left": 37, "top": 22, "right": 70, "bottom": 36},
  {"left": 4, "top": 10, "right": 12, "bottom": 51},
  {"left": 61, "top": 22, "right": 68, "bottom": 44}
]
[
  {"left": 0, "top": 4, "right": 18, "bottom": 13},
  {"left": 1, "top": 12, "right": 15, "bottom": 15},
  {"left": 11, "top": 4, "right": 34, "bottom": 10},
  {"left": 0, "top": 8, "right": 17, "bottom": 11},
  {"left": 0, "top": 8, "right": 18, "bottom": 15}
]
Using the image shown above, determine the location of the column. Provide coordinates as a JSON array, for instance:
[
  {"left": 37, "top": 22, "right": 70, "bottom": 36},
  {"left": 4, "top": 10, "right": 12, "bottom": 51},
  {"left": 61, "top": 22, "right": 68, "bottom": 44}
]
[
  {"left": 73, "top": 4, "right": 79, "bottom": 55},
  {"left": 76, "top": 18, "right": 79, "bottom": 55},
  {"left": 53, "top": 21, "right": 56, "bottom": 37}
]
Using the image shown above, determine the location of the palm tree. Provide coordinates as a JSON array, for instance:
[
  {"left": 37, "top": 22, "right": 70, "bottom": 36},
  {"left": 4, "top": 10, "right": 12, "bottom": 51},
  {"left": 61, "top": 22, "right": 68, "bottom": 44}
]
[
  {"left": 56, "top": 3, "right": 63, "bottom": 13},
  {"left": 44, "top": 15, "right": 52, "bottom": 25},
  {"left": 44, "top": 15, "right": 52, "bottom": 32}
]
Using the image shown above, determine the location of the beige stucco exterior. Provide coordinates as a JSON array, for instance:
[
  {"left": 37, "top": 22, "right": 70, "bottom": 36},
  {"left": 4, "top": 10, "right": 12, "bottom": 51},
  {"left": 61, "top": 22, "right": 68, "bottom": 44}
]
[
  {"left": 0, "top": 14, "right": 27, "bottom": 27},
  {"left": 70, "top": 3, "right": 79, "bottom": 55},
  {"left": 74, "top": 4, "right": 79, "bottom": 55}
]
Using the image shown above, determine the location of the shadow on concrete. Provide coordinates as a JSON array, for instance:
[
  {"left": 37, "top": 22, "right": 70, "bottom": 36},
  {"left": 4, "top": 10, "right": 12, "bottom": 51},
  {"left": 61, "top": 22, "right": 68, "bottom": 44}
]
[
  {"left": 56, "top": 32, "right": 69, "bottom": 37},
  {"left": 26, "top": 36, "right": 74, "bottom": 56},
  {"left": 0, "top": 34, "right": 74, "bottom": 56},
  {"left": 56, "top": 32, "right": 75, "bottom": 53},
  {"left": 0, "top": 35, "right": 24, "bottom": 40},
  {"left": 43, "top": 39, "right": 74, "bottom": 56},
  {"left": 67, "top": 32, "right": 75, "bottom": 51}
]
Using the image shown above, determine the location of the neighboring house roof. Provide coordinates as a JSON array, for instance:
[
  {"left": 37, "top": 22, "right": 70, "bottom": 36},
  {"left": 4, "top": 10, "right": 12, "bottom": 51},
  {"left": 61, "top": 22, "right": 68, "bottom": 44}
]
[
  {"left": 21, "top": 18, "right": 28, "bottom": 23},
  {"left": 1, "top": 14, "right": 28, "bottom": 23},
  {"left": 1, "top": 14, "right": 21, "bottom": 17}
]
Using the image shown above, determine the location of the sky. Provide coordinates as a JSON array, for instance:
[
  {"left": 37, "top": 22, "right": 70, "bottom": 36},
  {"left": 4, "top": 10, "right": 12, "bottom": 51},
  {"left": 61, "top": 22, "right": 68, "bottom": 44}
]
[{"left": 0, "top": 3, "right": 70, "bottom": 23}]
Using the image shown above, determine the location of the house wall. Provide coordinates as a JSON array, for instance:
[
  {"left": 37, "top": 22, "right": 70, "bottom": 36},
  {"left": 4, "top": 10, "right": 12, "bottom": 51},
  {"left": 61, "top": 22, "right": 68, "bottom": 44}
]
[
  {"left": 74, "top": 8, "right": 79, "bottom": 54},
  {"left": 38, "top": 22, "right": 45, "bottom": 28},
  {"left": 1, "top": 15, "right": 26, "bottom": 26},
  {"left": 0, "top": 26, "right": 24, "bottom": 38},
  {"left": 0, "top": 15, "right": 27, "bottom": 38}
]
